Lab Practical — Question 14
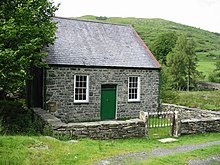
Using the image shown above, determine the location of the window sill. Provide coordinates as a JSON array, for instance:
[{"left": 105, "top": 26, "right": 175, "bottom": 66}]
[
  {"left": 128, "top": 100, "right": 140, "bottom": 103},
  {"left": 74, "top": 101, "right": 89, "bottom": 104}
]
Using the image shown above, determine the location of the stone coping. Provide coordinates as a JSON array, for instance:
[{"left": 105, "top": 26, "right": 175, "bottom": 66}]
[
  {"left": 67, "top": 119, "right": 142, "bottom": 127},
  {"left": 33, "top": 108, "right": 143, "bottom": 129},
  {"left": 182, "top": 117, "right": 220, "bottom": 123},
  {"left": 162, "top": 103, "right": 220, "bottom": 115}
]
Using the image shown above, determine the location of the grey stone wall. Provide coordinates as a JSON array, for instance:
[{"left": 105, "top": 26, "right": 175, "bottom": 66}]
[
  {"left": 197, "top": 82, "right": 220, "bottom": 90},
  {"left": 161, "top": 104, "right": 220, "bottom": 135},
  {"left": 181, "top": 118, "right": 220, "bottom": 134},
  {"left": 56, "top": 119, "right": 146, "bottom": 140},
  {"left": 32, "top": 108, "right": 146, "bottom": 140},
  {"left": 46, "top": 66, "right": 160, "bottom": 122},
  {"left": 161, "top": 104, "right": 220, "bottom": 120}
]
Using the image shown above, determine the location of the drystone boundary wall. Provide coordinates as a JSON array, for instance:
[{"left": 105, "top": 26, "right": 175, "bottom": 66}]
[
  {"left": 197, "top": 82, "right": 220, "bottom": 90},
  {"left": 161, "top": 104, "right": 220, "bottom": 120},
  {"left": 32, "top": 105, "right": 220, "bottom": 139},
  {"left": 161, "top": 104, "right": 220, "bottom": 135},
  {"left": 32, "top": 108, "right": 146, "bottom": 140},
  {"left": 181, "top": 118, "right": 220, "bottom": 134}
]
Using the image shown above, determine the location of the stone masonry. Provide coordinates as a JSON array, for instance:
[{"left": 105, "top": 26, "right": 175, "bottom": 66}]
[
  {"left": 46, "top": 66, "right": 160, "bottom": 123},
  {"left": 32, "top": 106, "right": 220, "bottom": 139},
  {"left": 181, "top": 118, "right": 220, "bottom": 134},
  {"left": 161, "top": 103, "right": 220, "bottom": 120},
  {"left": 59, "top": 119, "right": 146, "bottom": 140},
  {"left": 161, "top": 103, "right": 220, "bottom": 135},
  {"left": 197, "top": 82, "right": 220, "bottom": 90},
  {"left": 33, "top": 108, "right": 146, "bottom": 140}
]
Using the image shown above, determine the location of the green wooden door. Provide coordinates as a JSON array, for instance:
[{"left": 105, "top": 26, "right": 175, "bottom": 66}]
[{"left": 101, "top": 85, "right": 116, "bottom": 120}]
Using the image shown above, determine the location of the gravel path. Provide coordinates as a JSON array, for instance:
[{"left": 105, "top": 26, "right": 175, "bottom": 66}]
[
  {"left": 188, "top": 155, "right": 220, "bottom": 165},
  {"left": 95, "top": 140, "right": 220, "bottom": 165}
]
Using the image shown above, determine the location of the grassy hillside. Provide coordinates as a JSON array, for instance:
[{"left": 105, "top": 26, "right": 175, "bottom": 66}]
[
  {"left": 197, "top": 51, "right": 220, "bottom": 80},
  {"left": 168, "top": 90, "right": 220, "bottom": 111},
  {"left": 77, "top": 16, "right": 220, "bottom": 80},
  {"left": 78, "top": 15, "right": 220, "bottom": 53}
]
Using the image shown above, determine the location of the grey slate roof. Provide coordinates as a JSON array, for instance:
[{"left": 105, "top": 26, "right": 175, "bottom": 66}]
[{"left": 45, "top": 17, "right": 160, "bottom": 69}]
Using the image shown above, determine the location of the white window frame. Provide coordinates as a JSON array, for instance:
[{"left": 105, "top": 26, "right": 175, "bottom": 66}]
[
  {"left": 128, "top": 76, "right": 140, "bottom": 102},
  {"left": 74, "top": 75, "right": 89, "bottom": 103}
]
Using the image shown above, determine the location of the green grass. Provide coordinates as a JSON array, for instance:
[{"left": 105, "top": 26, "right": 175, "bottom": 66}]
[
  {"left": 167, "top": 90, "right": 220, "bottom": 111},
  {"left": 0, "top": 133, "right": 220, "bottom": 164},
  {"left": 135, "top": 144, "right": 220, "bottom": 165},
  {"left": 197, "top": 51, "right": 220, "bottom": 80},
  {"left": 148, "top": 117, "right": 172, "bottom": 139},
  {"left": 148, "top": 127, "right": 171, "bottom": 139}
]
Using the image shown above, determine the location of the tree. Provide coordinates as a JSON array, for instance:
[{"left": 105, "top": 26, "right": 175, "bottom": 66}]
[
  {"left": 166, "top": 34, "right": 201, "bottom": 90},
  {"left": 160, "top": 65, "right": 179, "bottom": 103},
  {"left": 0, "top": 0, "right": 58, "bottom": 98},
  {"left": 151, "top": 32, "right": 177, "bottom": 64},
  {"left": 208, "top": 61, "right": 220, "bottom": 83},
  {"left": 166, "top": 49, "right": 188, "bottom": 90}
]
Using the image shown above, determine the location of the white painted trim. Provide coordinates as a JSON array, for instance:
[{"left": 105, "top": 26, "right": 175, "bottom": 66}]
[
  {"left": 128, "top": 76, "right": 140, "bottom": 102},
  {"left": 115, "top": 85, "right": 118, "bottom": 119},
  {"left": 137, "top": 76, "right": 140, "bottom": 101},
  {"left": 74, "top": 75, "right": 89, "bottom": 103}
]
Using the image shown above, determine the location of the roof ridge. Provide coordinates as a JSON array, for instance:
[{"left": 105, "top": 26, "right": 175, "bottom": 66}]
[
  {"left": 132, "top": 28, "right": 161, "bottom": 68},
  {"left": 54, "top": 16, "right": 131, "bottom": 27}
]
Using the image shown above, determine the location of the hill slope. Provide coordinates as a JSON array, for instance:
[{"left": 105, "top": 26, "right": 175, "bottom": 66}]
[{"left": 78, "top": 15, "right": 220, "bottom": 53}]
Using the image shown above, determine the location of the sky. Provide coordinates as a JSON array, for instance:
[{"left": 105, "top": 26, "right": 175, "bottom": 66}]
[{"left": 53, "top": 0, "right": 220, "bottom": 33}]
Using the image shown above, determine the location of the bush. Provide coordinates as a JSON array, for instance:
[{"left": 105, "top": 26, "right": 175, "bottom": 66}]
[
  {"left": 0, "top": 100, "right": 41, "bottom": 135},
  {"left": 96, "top": 16, "right": 108, "bottom": 20},
  {"left": 208, "top": 72, "right": 220, "bottom": 83},
  {"left": 161, "top": 90, "right": 179, "bottom": 103},
  {"left": 208, "top": 60, "right": 220, "bottom": 83}
]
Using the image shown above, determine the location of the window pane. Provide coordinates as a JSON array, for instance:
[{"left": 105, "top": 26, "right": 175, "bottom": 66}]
[
  {"left": 134, "top": 93, "right": 137, "bottom": 99},
  {"left": 128, "top": 77, "right": 139, "bottom": 100},
  {"left": 131, "top": 94, "right": 134, "bottom": 99},
  {"left": 79, "top": 94, "right": 82, "bottom": 100},
  {"left": 82, "top": 82, "right": 86, "bottom": 87},
  {"left": 75, "top": 94, "right": 79, "bottom": 100},
  {"left": 133, "top": 82, "right": 137, "bottom": 87},
  {"left": 133, "top": 88, "right": 137, "bottom": 94},
  {"left": 82, "top": 94, "right": 86, "bottom": 100},
  {"left": 74, "top": 75, "right": 88, "bottom": 102},
  {"left": 79, "top": 82, "right": 82, "bottom": 87},
  {"left": 76, "top": 81, "right": 79, "bottom": 87}
]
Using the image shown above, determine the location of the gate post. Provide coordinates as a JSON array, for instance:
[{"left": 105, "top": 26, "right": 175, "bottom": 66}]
[
  {"left": 172, "top": 111, "right": 181, "bottom": 137},
  {"left": 139, "top": 111, "right": 149, "bottom": 138}
]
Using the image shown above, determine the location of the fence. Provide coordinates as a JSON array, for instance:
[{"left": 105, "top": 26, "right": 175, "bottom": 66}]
[{"left": 140, "top": 111, "right": 179, "bottom": 139}]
